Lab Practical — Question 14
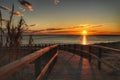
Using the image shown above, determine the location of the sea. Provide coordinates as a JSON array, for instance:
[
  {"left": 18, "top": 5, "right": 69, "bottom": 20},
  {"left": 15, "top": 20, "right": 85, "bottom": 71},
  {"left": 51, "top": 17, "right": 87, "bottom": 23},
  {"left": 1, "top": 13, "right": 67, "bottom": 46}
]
[{"left": 21, "top": 35, "right": 120, "bottom": 45}]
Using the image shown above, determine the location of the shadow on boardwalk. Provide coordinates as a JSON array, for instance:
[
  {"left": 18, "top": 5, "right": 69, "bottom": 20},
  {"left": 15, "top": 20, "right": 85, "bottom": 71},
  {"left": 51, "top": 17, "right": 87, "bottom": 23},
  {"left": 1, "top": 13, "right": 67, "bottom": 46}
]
[{"left": 48, "top": 50, "right": 118, "bottom": 80}]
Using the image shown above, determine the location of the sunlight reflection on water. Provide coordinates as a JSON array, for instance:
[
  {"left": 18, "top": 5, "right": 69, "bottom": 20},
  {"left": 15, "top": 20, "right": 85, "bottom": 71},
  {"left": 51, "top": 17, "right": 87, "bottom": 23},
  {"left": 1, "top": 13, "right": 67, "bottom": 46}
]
[{"left": 82, "top": 35, "right": 87, "bottom": 45}]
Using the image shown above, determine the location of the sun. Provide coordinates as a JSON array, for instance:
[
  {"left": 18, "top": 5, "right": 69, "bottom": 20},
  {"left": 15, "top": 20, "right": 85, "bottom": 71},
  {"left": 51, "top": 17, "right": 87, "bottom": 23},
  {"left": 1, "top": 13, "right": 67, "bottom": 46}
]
[{"left": 82, "top": 30, "right": 87, "bottom": 35}]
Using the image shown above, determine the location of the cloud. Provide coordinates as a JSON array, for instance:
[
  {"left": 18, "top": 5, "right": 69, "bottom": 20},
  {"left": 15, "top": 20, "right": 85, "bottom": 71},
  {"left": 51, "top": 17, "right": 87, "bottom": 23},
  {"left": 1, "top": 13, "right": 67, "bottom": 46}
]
[
  {"left": 70, "top": 26, "right": 85, "bottom": 29},
  {"left": 26, "top": 28, "right": 63, "bottom": 34},
  {"left": 91, "top": 25, "right": 103, "bottom": 28},
  {"left": 33, "top": 28, "right": 65, "bottom": 32},
  {"left": 18, "top": 0, "right": 33, "bottom": 11},
  {"left": 29, "top": 24, "right": 38, "bottom": 27},
  {"left": 27, "top": 24, "right": 104, "bottom": 34},
  {"left": 88, "top": 29, "right": 120, "bottom": 35},
  {"left": 27, "top": 27, "right": 80, "bottom": 35},
  {"left": 46, "top": 28, "right": 63, "bottom": 31},
  {"left": 28, "top": 26, "right": 80, "bottom": 33},
  {"left": 47, "top": 30, "right": 76, "bottom": 34},
  {"left": 54, "top": 0, "right": 60, "bottom": 5},
  {"left": 0, "top": 5, "right": 23, "bottom": 16},
  {"left": 89, "top": 30, "right": 98, "bottom": 32},
  {"left": 13, "top": 11, "right": 23, "bottom": 16},
  {"left": 0, "top": 5, "right": 11, "bottom": 11},
  {"left": 26, "top": 24, "right": 119, "bottom": 35},
  {"left": 74, "top": 24, "right": 103, "bottom": 29},
  {"left": 18, "top": 6, "right": 26, "bottom": 12}
]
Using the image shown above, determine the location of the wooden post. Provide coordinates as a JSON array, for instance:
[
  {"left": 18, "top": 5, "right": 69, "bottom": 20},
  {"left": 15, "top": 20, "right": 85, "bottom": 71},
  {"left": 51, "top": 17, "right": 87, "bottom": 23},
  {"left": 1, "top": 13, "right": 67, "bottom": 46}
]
[
  {"left": 80, "top": 45, "right": 83, "bottom": 51},
  {"left": 89, "top": 46, "right": 92, "bottom": 63},
  {"left": 73, "top": 44, "right": 76, "bottom": 53},
  {"left": 35, "top": 57, "right": 41, "bottom": 78},
  {"left": 63, "top": 44, "right": 64, "bottom": 50},
  {"left": 98, "top": 48, "right": 102, "bottom": 70},
  {"left": 81, "top": 45, "right": 83, "bottom": 57},
  {"left": 43, "top": 46, "right": 57, "bottom": 79}
]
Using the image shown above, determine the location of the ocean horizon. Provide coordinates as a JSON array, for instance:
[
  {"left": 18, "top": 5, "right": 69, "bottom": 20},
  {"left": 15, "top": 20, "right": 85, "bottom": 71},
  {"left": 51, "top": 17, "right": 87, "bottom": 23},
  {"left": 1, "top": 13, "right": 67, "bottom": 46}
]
[{"left": 21, "top": 35, "right": 120, "bottom": 45}]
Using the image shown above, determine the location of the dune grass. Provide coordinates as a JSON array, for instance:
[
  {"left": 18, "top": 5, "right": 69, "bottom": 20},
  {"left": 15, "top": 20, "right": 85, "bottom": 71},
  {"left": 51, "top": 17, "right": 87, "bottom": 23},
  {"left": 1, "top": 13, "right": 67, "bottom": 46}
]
[{"left": 0, "top": 4, "right": 27, "bottom": 62}]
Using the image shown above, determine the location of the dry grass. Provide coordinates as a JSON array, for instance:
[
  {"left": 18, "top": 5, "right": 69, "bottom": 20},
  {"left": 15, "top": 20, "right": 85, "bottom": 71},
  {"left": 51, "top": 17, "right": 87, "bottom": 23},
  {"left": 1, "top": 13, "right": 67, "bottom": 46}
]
[
  {"left": 0, "top": 4, "right": 27, "bottom": 62},
  {"left": 0, "top": 10, "right": 4, "bottom": 47}
]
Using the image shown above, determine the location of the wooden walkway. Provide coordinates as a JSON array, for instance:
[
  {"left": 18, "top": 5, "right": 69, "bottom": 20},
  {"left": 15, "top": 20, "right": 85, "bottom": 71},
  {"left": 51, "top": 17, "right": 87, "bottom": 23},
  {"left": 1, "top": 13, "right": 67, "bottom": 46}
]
[
  {"left": 0, "top": 44, "right": 120, "bottom": 80},
  {"left": 48, "top": 50, "right": 113, "bottom": 80}
]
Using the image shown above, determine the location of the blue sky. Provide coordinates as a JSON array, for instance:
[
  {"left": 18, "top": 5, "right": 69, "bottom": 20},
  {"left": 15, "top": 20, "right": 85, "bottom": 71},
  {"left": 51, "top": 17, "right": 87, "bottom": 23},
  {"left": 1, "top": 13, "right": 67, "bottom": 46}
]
[{"left": 0, "top": 0, "right": 120, "bottom": 35}]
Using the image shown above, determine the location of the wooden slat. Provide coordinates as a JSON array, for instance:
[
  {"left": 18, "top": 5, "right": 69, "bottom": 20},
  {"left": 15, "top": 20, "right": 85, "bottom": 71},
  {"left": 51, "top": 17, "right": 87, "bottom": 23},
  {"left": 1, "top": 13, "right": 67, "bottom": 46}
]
[
  {"left": 0, "top": 45, "right": 57, "bottom": 80},
  {"left": 36, "top": 52, "right": 58, "bottom": 80}
]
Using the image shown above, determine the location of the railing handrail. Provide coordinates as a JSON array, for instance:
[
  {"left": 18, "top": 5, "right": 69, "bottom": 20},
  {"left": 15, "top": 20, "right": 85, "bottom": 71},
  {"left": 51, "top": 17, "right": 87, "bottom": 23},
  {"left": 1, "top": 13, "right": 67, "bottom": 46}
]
[
  {"left": 59, "top": 44, "right": 120, "bottom": 71},
  {"left": 3, "top": 43, "right": 119, "bottom": 52},
  {"left": 58, "top": 43, "right": 120, "bottom": 52},
  {"left": 36, "top": 52, "right": 58, "bottom": 80},
  {"left": 0, "top": 45, "right": 58, "bottom": 80},
  {"left": 79, "top": 50, "right": 120, "bottom": 71},
  {"left": 90, "top": 44, "right": 120, "bottom": 52}
]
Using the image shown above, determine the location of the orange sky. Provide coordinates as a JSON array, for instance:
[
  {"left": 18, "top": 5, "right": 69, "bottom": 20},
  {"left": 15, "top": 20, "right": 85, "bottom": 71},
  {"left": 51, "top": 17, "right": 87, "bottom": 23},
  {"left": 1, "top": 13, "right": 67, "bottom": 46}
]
[{"left": 28, "top": 24, "right": 120, "bottom": 35}]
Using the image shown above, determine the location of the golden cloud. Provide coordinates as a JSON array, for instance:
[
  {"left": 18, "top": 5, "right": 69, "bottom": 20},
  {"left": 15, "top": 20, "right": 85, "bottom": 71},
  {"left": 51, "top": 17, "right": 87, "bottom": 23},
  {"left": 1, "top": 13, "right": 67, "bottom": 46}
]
[{"left": 13, "top": 11, "right": 23, "bottom": 16}]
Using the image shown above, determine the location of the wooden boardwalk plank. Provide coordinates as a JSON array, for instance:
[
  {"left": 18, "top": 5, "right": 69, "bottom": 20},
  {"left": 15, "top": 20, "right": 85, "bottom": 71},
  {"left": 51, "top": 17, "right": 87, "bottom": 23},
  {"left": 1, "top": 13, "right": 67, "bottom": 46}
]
[
  {"left": 47, "top": 51, "right": 91, "bottom": 80},
  {"left": 47, "top": 50, "right": 115, "bottom": 80}
]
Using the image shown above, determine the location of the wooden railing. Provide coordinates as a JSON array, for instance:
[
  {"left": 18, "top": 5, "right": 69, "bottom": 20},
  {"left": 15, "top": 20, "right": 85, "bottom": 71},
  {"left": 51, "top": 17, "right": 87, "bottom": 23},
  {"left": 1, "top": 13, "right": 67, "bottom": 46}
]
[
  {"left": 58, "top": 44, "right": 120, "bottom": 71},
  {"left": 0, "top": 43, "right": 119, "bottom": 80},
  {"left": 0, "top": 45, "right": 58, "bottom": 80},
  {"left": 20, "top": 43, "right": 120, "bottom": 71}
]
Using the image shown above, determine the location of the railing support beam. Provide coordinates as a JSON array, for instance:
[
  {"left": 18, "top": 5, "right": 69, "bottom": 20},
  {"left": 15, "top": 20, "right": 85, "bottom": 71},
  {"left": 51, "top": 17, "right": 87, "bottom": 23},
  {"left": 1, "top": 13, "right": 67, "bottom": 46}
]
[
  {"left": 98, "top": 48, "right": 102, "bottom": 70},
  {"left": 35, "top": 57, "right": 41, "bottom": 78}
]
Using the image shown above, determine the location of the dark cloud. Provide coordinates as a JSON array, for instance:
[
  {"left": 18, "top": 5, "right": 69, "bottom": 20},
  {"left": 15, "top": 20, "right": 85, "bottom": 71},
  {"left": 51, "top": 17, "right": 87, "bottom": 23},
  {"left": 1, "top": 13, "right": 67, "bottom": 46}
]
[
  {"left": 91, "top": 25, "right": 103, "bottom": 28},
  {"left": 29, "top": 24, "right": 38, "bottom": 27},
  {"left": 0, "top": 5, "right": 11, "bottom": 11},
  {"left": 26, "top": 27, "right": 78, "bottom": 35},
  {"left": 46, "top": 28, "right": 63, "bottom": 30},
  {"left": 0, "top": 5, "right": 23, "bottom": 16},
  {"left": 26, "top": 27, "right": 66, "bottom": 34},
  {"left": 25, "top": 29, "right": 38, "bottom": 33},
  {"left": 34, "top": 28, "right": 65, "bottom": 32},
  {"left": 18, "top": 0, "right": 33, "bottom": 11},
  {"left": 89, "top": 30, "right": 98, "bottom": 32},
  {"left": 54, "top": 0, "right": 60, "bottom": 5},
  {"left": 47, "top": 30, "right": 76, "bottom": 33},
  {"left": 26, "top": 24, "right": 104, "bottom": 35},
  {"left": 72, "top": 24, "right": 103, "bottom": 29}
]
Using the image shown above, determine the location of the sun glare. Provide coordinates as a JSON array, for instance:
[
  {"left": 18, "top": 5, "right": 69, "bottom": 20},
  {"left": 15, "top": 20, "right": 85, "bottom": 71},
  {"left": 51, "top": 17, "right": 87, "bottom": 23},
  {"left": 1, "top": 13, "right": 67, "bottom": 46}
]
[
  {"left": 82, "top": 30, "right": 87, "bottom": 35},
  {"left": 82, "top": 35, "right": 87, "bottom": 45},
  {"left": 81, "top": 30, "right": 88, "bottom": 45}
]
